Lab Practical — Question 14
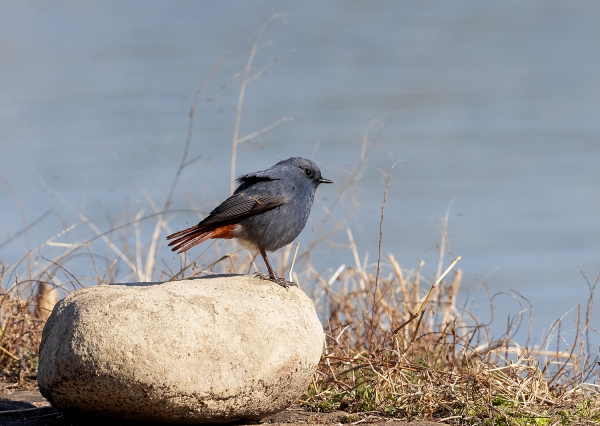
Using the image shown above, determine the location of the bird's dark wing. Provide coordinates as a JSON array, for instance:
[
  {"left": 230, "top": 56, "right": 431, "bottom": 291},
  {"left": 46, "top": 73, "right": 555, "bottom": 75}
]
[
  {"left": 196, "top": 193, "right": 288, "bottom": 230},
  {"left": 166, "top": 193, "right": 288, "bottom": 252},
  {"left": 235, "top": 172, "right": 277, "bottom": 191}
]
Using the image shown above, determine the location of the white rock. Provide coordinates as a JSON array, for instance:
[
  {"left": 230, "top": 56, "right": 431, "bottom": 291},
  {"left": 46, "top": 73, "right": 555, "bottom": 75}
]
[{"left": 38, "top": 276, "right": 324, "bottom": 423}]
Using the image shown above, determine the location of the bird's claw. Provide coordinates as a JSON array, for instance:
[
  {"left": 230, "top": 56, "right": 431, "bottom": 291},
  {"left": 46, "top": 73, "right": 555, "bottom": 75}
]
[{"left": 254, "top": 272, "right": 297, "bottom": 289}]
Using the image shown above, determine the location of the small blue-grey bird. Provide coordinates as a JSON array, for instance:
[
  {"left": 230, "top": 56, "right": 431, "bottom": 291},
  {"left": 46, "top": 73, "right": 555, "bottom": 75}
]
[{"left": 167, "top": 157, "right": 332, "bottom": 287}]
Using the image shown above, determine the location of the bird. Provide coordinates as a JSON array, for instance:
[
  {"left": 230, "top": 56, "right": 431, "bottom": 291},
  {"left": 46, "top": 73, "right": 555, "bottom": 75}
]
[{"left": 167, "top": 157, "right": 332, "bottom": 287}]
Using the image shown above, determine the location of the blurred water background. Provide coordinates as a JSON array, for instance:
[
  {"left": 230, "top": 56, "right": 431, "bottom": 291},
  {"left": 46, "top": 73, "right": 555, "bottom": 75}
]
[{"left": 1, "top": 1, "right": 599, "bottom": 348}]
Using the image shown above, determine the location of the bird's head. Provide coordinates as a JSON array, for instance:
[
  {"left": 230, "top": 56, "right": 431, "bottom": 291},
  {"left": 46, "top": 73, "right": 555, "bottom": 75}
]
[{"left": 285, "top": 157, "right": 333, "bottom": 188}]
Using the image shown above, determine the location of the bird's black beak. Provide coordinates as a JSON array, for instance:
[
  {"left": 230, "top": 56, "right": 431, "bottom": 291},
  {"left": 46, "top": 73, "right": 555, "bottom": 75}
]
[{"left": 317, "top": 177, "right": 333, "bottom": 184}]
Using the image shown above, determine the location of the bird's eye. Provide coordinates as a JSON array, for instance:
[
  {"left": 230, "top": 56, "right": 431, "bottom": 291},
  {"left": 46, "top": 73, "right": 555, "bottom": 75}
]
[{"left": 305, "top": 169, "right": 313, "bottom": 177}]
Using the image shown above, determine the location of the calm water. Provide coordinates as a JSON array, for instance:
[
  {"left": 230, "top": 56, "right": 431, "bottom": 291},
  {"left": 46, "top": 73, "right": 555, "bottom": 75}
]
[{"left": 1, "top": 1, "right": 600, "bottom": 346}]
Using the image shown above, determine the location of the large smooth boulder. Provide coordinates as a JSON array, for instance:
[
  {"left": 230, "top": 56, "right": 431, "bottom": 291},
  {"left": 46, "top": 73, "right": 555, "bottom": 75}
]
[{"left": 38, "top": 275, "right": 324, "bottom": 423}]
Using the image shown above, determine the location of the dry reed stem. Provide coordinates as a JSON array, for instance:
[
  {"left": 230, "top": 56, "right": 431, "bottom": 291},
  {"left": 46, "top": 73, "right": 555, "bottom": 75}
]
[{"left": 34, "top": 282, "right": 58, "bottom": 322}]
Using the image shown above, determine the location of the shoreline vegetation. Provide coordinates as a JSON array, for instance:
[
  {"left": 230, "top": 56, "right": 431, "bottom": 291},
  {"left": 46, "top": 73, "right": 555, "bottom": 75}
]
[{"left": 1, "top": 17, "right": 599, "bottom": 425}]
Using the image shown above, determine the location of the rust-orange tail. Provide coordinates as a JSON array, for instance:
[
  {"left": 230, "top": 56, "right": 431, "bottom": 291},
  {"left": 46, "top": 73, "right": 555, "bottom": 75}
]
[{"left": 167, "top": 224, "right": 235, "bottom": 254}]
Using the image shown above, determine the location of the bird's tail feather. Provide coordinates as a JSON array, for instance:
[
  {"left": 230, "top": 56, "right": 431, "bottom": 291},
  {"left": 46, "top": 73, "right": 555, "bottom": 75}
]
[
  {"left": 167, "top": 224, "right": 235, "bottom": 254},
  {"left": 167, "top": 226, "right": 215, "bottom": 253}
]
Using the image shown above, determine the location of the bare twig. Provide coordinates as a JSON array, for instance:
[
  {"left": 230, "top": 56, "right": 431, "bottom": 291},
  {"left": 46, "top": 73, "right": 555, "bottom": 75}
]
[
  {"left": 231, "top": 13, "right": 285, "bottom": 194},
  {"left": 369, "top": 161, "right": 399, "bottom": 349},
  {"left": 288, "top": 242, "right": 300, "bottom": 283},
  {"left": 165, "top": 55, "right": 226, "bottom": 211}
]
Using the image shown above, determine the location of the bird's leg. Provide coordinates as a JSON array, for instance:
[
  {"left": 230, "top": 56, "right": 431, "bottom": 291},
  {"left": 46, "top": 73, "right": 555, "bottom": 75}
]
[{"left": 256, "top": 249, "right": 297, "bottom": 288}]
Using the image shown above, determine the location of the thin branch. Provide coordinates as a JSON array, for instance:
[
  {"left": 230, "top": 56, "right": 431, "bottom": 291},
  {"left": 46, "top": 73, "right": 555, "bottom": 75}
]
[
  {"left": 0, "top": 209, "right": 53, "bottom": 251},
  {"left": 231, "top": 13, "right": 284, "bottom": 194},
  {"left": 0, "top": 174, "right": 31, "bottom": 253},
  {"left": 236, "top": 116, "right": 294, "bottom": 144},
  {"left": 369, "top": 161, "right": 399, "bottom": 349},
  {"left": 165, "top": 54, "right": 226, "bottom": 211}
]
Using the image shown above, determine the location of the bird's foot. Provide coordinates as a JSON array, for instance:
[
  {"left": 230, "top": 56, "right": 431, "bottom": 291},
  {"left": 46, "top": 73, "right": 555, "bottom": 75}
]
[{"left": 254, "top": 272, "right": 297, "bottom": 288}]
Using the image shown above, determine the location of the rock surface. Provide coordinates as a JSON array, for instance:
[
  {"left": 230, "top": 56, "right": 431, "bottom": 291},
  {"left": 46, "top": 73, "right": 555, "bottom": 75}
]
[{"left": 38, "top": 275, "right": 324, "bottom": 423}]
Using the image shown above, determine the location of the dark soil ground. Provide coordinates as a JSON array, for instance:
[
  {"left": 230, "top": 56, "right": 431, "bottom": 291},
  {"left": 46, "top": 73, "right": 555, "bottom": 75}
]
[{"left": 0, "top": 379, "right": 445, "bottom": 426}]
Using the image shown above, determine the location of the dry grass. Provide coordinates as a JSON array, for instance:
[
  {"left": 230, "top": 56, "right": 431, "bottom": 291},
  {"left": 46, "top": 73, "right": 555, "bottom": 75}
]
[
  {"left": 301, "top": 250, "right": 600, "bottom": 425},
  {"left": 0, "top": 263, "right": 46, "bottom": 380}
]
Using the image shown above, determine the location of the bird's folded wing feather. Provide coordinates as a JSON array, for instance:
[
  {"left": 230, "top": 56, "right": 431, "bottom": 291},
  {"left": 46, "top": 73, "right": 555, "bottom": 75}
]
[{"left": 196, "top": 193, "right": 288, "bottom": 230}]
